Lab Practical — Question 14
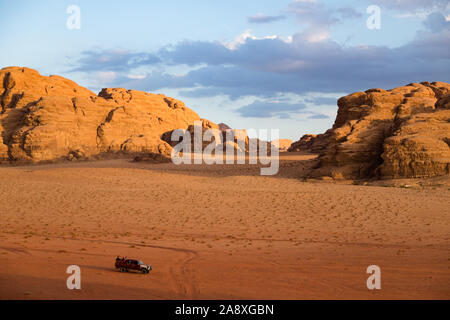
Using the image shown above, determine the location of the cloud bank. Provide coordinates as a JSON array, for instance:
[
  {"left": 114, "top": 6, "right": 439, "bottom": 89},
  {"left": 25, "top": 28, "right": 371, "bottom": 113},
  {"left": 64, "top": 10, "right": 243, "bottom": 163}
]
[{"left": 69, "top": 1, "right": 450, "bottom": 119}]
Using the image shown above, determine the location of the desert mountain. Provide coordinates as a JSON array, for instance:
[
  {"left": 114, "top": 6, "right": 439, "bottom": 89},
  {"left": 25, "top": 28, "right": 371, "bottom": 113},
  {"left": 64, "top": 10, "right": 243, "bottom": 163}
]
[
  {"left": 161, "top": 119, "right": 249, "bottom": 154},
  {"left": 271, "top": 139, "right": 292, "bottom": 152},
  {"left": 2, "top": 67, "right": 448, "bottom": 179},
  {"left": 291, "top": 82, "right": 450, "bottom": 179},
  {"left": 0, "top": 67, "right": 267, "bottom": 163},
  {"left": 0, "top": 66, "right": 210, "bottom": 162}
]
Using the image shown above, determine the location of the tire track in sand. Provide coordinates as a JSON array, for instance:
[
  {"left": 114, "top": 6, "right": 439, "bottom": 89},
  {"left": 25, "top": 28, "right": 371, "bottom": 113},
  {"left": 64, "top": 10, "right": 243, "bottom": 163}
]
[
  {"left": 2, "top": 232, "right": 199, "bottom": 298},
  {"left": 84, "top": 238, "right": 200, "bottom": 298}
]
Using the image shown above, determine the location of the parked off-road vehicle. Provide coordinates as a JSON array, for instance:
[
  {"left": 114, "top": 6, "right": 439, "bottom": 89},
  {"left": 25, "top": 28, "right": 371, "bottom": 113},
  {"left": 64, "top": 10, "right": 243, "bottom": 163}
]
[{"left": 115, "top": 257, "right": 152, "bottom": 274}]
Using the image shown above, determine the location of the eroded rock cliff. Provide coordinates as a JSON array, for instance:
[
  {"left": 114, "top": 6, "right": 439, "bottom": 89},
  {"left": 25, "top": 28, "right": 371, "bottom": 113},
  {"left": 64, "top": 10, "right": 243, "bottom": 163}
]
[
  {"left": 0, "top": 67, "right": 202, "bottom": 162},
  {"left": 288, "top": 134, "right": 329, "bottom": 153},
  {"left": 302, "top": 82, "right": 450, "bottom": 179}
]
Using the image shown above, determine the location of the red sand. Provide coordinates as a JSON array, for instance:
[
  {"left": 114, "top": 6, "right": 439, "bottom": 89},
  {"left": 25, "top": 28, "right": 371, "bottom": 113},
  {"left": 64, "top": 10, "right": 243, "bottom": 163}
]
[{"left": 0, "top": 153, "right": 449, "bottom": 299}]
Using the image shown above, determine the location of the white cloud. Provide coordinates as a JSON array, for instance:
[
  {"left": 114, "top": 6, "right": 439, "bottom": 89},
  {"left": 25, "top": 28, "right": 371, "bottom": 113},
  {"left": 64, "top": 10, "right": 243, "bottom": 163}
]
[
  {"left": 375, "top": 0, "right": 449, "bottom": 12},
  {"left": 288, "top": 0, "right": 360, "bottom": 44},
  {"left": 223, "top": 30, "right": 292, "bottom": 50},
  {"left": 127, "top": 74, "right": 146, "bottom": 80},
  {"left": 395, "top": 10, "right": 436, "bottom": 19},
  {"left": 304, "top": 28, "right": 330, "bottom": 43}
]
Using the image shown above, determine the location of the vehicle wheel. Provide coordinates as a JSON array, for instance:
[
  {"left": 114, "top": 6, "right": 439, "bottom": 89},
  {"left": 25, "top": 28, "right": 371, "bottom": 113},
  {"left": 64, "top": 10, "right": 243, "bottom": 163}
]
[
  {"left": 120, "top": 267, "right": 125, "bottom": 272},
  {"left": 141, "top": 269, "right": 148, "bottom": 274}
]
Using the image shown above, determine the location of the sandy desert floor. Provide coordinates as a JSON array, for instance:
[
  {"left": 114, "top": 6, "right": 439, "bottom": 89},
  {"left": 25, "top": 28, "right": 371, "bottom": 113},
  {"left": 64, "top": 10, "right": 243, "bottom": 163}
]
[{"left": 0, "top": 152, "right": 449, "bottom": 299}]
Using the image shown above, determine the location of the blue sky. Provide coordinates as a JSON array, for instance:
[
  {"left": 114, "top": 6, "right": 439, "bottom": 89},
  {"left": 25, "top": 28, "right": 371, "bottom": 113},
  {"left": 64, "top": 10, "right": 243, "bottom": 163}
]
[{"left": 1, "top": 0, "right": 449, "bottom": 139}]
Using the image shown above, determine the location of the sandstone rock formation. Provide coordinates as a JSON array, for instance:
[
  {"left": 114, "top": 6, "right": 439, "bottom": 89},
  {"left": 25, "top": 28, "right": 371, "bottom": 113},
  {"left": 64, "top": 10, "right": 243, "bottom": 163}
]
[
  {"left": 304, "top": 82, "right": 450, "bottom": 179},
  {"left": 218, "top": 123, "right": 231, "bottom": 131},
  {"left": 288, "top": 134, "right": 328, "bottom": 153},
  {"left": 271, "top": 139, "right": 292, "bottom": 152},
  {"left": 0, "top": 67, "right": 202, "bottom": 162},
  {"left": 162, "top": 119, "right": 249, "bottom": 154}
]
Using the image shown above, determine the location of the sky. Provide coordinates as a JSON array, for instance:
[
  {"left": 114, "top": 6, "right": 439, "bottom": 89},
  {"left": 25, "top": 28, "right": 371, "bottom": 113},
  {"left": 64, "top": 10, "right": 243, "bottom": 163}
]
[{"left": 0, "top": 0, "right": 449, "bottom": 140}]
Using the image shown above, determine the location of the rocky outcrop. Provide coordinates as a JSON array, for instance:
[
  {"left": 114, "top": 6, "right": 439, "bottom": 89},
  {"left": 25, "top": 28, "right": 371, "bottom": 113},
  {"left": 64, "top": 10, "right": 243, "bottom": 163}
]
[
  {"left": 162, "top": 119, "right": 249, "bottom": 154},
  {"left": 309, "top": 82, "right": 450, "bottom": 179},
  {"left": 218, "top": 123, "right": 231, "bottom": 131},
  {"left": 271, "top": 139, "right": 292, "bottom": 152},
  {"left": 0, "top": 66, "right": 202, "bottom": 162},
  {"left": 288, "top": 134, "right": 329, "bottom": 153}
]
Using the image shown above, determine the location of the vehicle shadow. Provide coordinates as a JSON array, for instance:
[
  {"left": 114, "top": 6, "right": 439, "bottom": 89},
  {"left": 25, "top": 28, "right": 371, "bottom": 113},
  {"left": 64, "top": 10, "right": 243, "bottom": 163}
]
[
  {"left": 77, "top": 264, "right": 115, "bottom": 272},
  {"left": 78, "top": 264, "right": 151, "bottom": 275}
]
